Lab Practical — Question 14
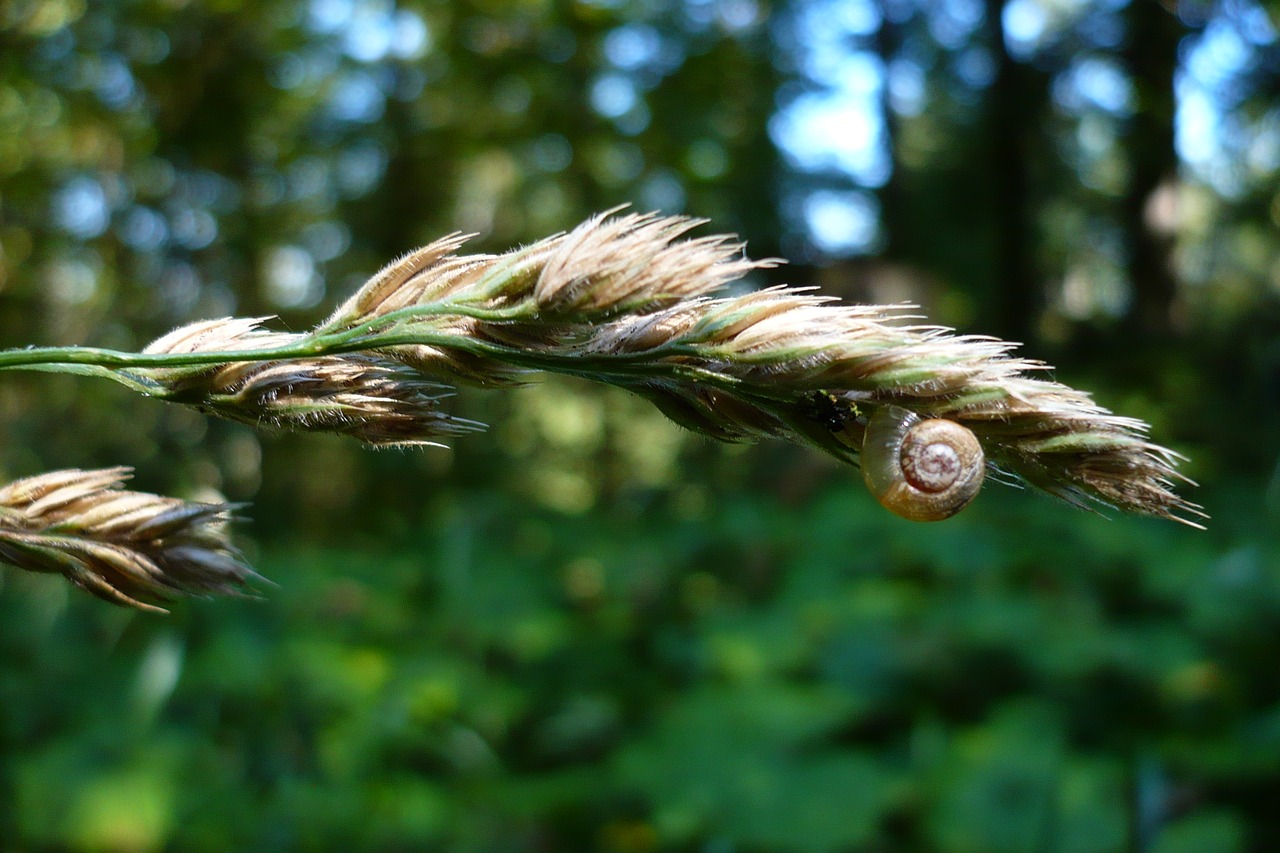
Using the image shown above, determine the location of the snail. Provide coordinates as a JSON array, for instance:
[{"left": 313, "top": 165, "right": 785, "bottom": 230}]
[{"left": 860, "top": 405, "right": 985, "bottom": 521}]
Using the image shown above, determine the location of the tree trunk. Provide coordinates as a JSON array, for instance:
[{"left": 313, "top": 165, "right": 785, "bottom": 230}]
[
  {"left": 876, "top": 8, "right": 906, "bottom": 260},
  {"left": 1122, "top": 1, "right": 1182, "bottom": 337},
  {"left": 988, "top": 0, "right": 1041, "bottom": 345}
]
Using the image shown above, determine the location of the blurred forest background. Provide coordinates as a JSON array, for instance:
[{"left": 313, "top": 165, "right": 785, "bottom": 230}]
[{"left": 2, "top": 0, "right": 1280, "bottom": 850}]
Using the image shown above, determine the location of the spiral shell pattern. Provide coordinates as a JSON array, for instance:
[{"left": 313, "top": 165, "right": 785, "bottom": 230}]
[{"left": 861, "top": 405, "right": 985, "bottom": 521}]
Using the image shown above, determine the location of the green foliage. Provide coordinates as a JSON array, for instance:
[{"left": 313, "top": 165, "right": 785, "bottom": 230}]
[{"left": 2, "top": 470, "right": 1277, "bottom": 851}]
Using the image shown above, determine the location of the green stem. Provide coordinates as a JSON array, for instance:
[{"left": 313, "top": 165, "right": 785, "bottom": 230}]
[
  {"left": 0, "top": 331, "right": 679, "bottom": 379},
  {"left": 0, "top": 342, "right": 326, "bottom": 371},
  {"left": 0, "top": 311, "right": 851, "bottom": 458}
]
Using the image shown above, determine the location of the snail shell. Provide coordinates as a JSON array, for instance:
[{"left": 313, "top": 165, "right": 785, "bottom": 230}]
[{"left": 861, "top": 405, "right": 985, "bottom": 521}]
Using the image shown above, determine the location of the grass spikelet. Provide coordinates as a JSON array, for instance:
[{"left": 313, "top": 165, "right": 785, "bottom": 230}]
[
  {"left": 143, "top": 319, "right": 483, "bottom": 446},
  {"left": 0, "top": 468, "right": 261, "bottom": 612}
]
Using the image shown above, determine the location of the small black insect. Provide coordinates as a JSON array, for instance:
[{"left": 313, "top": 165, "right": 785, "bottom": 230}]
[{"left": 802, "top": 392, "right": 858, "bottom": 433}]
